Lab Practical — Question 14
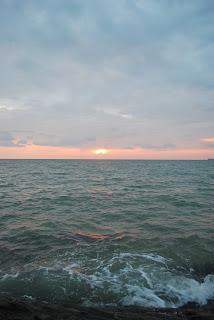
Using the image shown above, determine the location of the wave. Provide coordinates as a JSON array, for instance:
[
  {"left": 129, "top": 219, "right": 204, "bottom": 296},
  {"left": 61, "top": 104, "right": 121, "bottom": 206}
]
[{"left": 1, "top": 252, "right": 213, "bottom": 308}]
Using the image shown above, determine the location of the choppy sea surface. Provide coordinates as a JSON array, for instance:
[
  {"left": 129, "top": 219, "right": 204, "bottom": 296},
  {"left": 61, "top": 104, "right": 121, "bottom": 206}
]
[{"left": 0, "top": 159, "right": 214, "bottom": 308}]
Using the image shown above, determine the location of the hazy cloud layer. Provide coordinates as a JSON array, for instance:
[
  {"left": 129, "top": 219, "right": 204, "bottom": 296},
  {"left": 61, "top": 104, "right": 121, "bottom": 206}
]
[
  {"left": 0, "top": 0, "right": 214, "bottom": 154},
  {"left": 0, "top": 131, "right": 25, "bottom": 147}
]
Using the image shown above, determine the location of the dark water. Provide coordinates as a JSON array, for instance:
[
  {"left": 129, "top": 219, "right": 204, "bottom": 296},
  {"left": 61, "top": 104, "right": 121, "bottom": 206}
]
[{"left": 0, "top": 160, "right": 214, "bottom": 308}]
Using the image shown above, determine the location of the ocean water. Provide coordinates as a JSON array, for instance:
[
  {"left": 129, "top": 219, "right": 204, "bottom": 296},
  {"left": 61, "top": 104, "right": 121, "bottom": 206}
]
[{"left": 0, "top": 159, "right": 214, "bottom": 308}]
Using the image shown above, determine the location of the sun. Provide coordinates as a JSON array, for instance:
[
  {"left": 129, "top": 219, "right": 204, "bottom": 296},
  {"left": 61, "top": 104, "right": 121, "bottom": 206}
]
[{"left": 92, "top": 149, "right": 109, "bottom": 155}]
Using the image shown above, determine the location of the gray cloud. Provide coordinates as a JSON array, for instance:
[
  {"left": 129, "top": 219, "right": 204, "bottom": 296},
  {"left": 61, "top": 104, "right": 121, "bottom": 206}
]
[
  {"left": 33, "top": 135, "right": 96, "bottom": 147},
  {"left": 120, "top": 146, "right": 134, "bottom": 150},
  {"left": 0, "top": 0, "right": 213, "bottom": 154},
  {"left": 207, "top": 144, "right": 214, "bottom": 149},
  {"left": 17, "top": 139, "right": 27, "bottom": 145},
  {"left": 0, "top": 131, "right": 24, "bottom": 147},
  {"left": 142, "top": 144, "right": 176, "bottom": 150}
]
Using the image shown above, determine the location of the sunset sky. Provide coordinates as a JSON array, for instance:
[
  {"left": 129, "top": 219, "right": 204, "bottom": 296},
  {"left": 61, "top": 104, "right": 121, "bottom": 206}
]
[{"left": 0, "top": 0, "right": 214, "bottom": 159}]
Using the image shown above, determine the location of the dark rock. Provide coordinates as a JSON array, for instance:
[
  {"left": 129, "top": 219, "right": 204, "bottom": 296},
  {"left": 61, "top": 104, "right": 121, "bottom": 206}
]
[{"left": 0, "top": 297, "right": 213, "bottom": 320}]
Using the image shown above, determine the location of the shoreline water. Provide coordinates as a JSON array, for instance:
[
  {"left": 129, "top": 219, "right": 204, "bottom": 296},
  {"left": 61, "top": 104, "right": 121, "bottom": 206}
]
[
  {"left": 0, "top": 297, "right": 214, "bottom": 320},
  {"left": 1, "top": 160, "right": 213, "bottom": 311}
]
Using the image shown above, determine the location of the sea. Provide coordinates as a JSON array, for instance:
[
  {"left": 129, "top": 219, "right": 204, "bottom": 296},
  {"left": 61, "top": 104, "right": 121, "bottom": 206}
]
[{"left": 0, "top": 159, "right": 214, "bottom": 308}]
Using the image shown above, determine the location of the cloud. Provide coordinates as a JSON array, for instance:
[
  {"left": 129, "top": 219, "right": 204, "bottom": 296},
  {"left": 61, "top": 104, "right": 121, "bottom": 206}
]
[
  {"left": 0, "top": 131, "right": 24, "bottom": 147},
  {"left": 200, "top": 138, "right": 214, "bottom": 149},
  {"left": 200, "top": 138, "right": 214, "bottom": 142},
  {"left": 120, "top": 146, "right": 134, "bottom": 150},
  {"left": 17, "top": 139, "right": 27, "bottom": 145},
  {"left": 207, "top": 144, "right": 214, "bottom": 149},
  {"left": 120, "top": 114, "right": 134, "bottom": 119},
  {"left": 33, "top": 135, "right": 96, "bottom": 147},
  {"left": 0, "top": 105, "right": 14, "bottom": 111},
  {"left": 142, "top": 144, "right": 176, "bottom": 150},
  {"left": 0, "top": 1, "right": 213, "bottom": 157},
  {"left": 95, "top": 107, "right": 135, "bottom": 119}
]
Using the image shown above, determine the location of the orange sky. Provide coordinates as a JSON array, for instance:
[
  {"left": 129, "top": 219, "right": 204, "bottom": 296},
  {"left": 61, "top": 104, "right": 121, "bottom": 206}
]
[{"left": 0, "top": 145, "right": 213, "bottom": 160}]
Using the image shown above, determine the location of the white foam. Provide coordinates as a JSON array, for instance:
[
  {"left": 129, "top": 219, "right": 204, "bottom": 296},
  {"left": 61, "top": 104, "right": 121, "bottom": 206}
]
[
  {"left": 0, "top": 273, "right": 19, "bottom": 281},
  {"left": 141, "top": 253, "right": 170, "bottom": 265},
  {"left": 22, "top": 295, "right": 35, "bottom": 300},
  {"left": 118, "top": 252, "right": 171, "bottom": 265},
  {"left": 164, "top": 274, "right": 214, "bottom": 307},
  {"left": 62, "top": 253, "right": 214, "bottom": 308},
  {"left": 7, "top": 252, "right": 211, "bottom": 308},
  {"left": 120, "top": 274, "right": 214, "bottom": 308},
  {"left": 122, "top": 285, "right": 166, "bottom": 308}
]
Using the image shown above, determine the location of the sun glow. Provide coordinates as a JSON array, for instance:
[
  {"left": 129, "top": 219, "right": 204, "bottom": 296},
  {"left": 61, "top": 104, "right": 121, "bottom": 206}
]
[
  {"left": 201, "top": 138, "right": 214, "bottom": 142},
  {"left": 93, "top": 149, "right": 109, "bottom": 155}
]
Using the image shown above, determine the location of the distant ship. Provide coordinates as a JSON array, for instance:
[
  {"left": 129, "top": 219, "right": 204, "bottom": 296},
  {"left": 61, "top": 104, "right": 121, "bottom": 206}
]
[{"left": 207, "top": 158, "right": 214, "bottom": 160}]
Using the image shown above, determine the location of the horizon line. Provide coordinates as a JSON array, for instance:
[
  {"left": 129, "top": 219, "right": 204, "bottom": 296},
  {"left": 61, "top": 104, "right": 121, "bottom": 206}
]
[{"left": 0, "top": 158, "right": 210, "bottom": 161}]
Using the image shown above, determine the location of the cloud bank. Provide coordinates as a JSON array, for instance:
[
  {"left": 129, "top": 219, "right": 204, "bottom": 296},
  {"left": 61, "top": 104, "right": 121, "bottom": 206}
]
[{"left": 0, "top": 0, "right": 213, "bottom": 158}]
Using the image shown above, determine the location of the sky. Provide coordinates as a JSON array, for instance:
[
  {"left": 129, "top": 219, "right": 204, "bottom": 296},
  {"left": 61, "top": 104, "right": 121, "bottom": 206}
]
[{"left": 0, "top": 0, "right": 214, "bottom": 159}]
